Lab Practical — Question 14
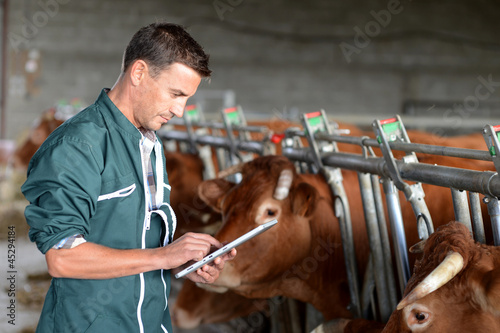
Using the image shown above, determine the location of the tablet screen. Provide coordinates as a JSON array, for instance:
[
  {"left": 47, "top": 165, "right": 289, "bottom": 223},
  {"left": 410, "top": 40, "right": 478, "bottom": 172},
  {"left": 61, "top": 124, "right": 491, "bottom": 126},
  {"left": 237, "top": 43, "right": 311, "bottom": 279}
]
[{"left": 174, "top": 219, "right": 278, "bottom": 279}]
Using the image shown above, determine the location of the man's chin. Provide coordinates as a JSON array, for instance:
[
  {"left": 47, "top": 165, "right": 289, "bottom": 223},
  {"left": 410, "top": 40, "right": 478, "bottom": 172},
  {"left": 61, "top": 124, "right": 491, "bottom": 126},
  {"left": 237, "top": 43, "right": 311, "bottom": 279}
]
[{"left": 147, "top": 123, "right": 163, "bottom": 131}]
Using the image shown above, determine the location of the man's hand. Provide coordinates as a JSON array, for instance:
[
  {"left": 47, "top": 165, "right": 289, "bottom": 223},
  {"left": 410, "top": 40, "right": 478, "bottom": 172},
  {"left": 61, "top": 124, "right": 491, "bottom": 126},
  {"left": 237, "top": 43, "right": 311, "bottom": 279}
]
[
  {"left": 184, "top": 247, "right": 237, "bottom": 284},
  {"left": 162, "top": 232, "right": 222, "bottom": 268},
  {"left": 166, "top": 233, "right": 237, "bottom": 283}
]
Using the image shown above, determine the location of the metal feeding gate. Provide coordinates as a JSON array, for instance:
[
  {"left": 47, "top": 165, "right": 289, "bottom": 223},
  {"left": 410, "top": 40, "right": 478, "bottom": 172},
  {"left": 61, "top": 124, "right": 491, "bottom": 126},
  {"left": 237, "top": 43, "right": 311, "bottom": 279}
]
[
  {"left": 282, "top": 111, "right": 500, "bottom": 324},
  {"left": 159, "top": 104, "right": 500, "bottom": 330}
]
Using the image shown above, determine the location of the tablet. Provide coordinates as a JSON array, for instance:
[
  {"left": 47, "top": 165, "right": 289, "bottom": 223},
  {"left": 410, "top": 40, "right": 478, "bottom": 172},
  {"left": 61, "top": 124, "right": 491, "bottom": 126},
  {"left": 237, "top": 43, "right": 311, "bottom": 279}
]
[{"left": 174, "top": 219, "right": 278, "bottom": 279}]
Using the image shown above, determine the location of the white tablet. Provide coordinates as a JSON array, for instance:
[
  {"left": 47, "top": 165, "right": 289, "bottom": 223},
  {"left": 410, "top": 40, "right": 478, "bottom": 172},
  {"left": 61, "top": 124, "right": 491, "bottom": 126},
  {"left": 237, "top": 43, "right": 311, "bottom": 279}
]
[{"left": 174, "top": 219, "right": 278, "bottom": 279}]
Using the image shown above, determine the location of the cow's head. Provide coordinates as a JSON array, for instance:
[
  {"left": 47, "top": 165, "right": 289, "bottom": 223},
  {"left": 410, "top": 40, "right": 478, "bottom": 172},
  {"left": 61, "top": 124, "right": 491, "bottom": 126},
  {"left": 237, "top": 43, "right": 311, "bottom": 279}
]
[
  {"left": 383, "top": 221, "right": 500, "bottom": 332},
  {"left": 198, "top": 155, "right": 326, "bottom": 295},
  {"left": 171, "top": 279, "right": 269, "bottom": 329}
]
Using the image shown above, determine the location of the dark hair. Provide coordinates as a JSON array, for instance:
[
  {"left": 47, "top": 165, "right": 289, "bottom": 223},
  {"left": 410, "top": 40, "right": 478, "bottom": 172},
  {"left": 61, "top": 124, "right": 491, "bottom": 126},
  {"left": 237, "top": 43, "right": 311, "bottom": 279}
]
[{"left": 122, "top": 22, "right": 211, "bottom": 78}]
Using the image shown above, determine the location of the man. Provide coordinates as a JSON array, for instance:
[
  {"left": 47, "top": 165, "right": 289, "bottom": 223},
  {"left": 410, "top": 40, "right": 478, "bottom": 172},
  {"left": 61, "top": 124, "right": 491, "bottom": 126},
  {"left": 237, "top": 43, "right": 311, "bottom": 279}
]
[{"left": 22, "top": 22, "right": 236, "bottom": 332}]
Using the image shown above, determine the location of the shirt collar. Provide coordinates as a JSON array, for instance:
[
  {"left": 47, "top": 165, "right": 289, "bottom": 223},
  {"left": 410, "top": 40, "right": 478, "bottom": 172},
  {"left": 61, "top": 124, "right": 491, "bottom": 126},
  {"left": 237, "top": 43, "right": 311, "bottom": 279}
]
[{"left": 138, "top": 127, "right": 157, "bottom": 144}]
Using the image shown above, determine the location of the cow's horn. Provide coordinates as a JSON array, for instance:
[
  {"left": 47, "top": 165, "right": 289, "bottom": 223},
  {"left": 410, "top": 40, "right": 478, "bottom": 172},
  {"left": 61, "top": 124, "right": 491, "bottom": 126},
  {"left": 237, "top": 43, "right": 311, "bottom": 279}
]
[
  {"left": 273, "top": 169, "right": 293, "bottom": 200},
  {"left": 396, "top": 251, "right": 464, "bottom": 310},
  {"left": 217, "top": 163, "right": 244, "bottom": 178}
]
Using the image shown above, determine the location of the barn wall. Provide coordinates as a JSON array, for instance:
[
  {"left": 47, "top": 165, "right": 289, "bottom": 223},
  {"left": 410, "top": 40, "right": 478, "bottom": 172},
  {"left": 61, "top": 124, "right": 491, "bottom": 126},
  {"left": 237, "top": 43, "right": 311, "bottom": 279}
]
[{"left": 4, "top": 0, "right": 500, "bottom": 139}]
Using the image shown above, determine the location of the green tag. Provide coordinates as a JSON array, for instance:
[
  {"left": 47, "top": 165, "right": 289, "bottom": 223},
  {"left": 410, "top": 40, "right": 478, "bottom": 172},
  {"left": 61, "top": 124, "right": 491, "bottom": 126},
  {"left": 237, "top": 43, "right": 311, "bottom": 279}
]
[
  {"left": 186, "top": 108, "right": 199, "bottom": 122},
  {"left": 490, "top": 146, "right": 497, "bottom": 157},
  {"left": 226, "top": 110, "right": 240, "bottom": 125},
  {"left": 307, "top": 116, "right": 325, "bottom": 133},
  {"left": 382, "top": 121, "right": 402, "bottom": 142}
]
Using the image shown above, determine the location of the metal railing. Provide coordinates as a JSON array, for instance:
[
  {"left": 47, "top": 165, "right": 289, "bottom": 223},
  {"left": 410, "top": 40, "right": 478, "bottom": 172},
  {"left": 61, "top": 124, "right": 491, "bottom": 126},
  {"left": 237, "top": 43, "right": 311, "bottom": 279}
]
[{"left": 160, "top": 105, "right": 500, "bottom": 325}]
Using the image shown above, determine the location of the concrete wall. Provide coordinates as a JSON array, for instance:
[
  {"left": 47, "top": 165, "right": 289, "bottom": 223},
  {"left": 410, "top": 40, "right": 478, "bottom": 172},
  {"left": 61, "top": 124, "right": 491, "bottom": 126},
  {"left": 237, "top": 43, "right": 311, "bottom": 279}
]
[{"left": 4, "top": 0, "right": 500, "bottom": 139}]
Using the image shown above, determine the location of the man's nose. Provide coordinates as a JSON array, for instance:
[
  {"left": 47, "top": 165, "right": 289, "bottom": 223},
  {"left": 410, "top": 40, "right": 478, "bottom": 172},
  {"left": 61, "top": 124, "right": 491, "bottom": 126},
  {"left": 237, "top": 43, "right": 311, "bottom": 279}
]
[{"left": 171, "top": 102, "right": 186, "bottom": 118}]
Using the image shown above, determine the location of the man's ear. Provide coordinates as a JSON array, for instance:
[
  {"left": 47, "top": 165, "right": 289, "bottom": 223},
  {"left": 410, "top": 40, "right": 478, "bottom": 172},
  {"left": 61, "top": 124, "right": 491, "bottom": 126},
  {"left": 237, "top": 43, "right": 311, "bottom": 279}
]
[
  {"left": 198, "top": 179, "right": 235, "bottom": 213},
  {"left": 290, "top": 182, "right": 318, "bottom": 217},
  {"left": 129, "top": 59, "right": 148, "bottom": 85}
]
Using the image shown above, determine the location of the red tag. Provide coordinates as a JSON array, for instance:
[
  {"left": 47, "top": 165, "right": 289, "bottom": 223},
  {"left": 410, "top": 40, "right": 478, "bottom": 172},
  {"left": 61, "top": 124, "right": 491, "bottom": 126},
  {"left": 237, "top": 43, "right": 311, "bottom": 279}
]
[
  {"left": 305, "top": 111, "right": 322, "bottom": 119},
  {"left": 224, "top": 107, "right": 238, "bottom": 113},
  {"left": 380, "top": 117, "right": 397, "bottom": 125},
  {"left": 271, "top": 133, "right": 285, "bottom": 144}
]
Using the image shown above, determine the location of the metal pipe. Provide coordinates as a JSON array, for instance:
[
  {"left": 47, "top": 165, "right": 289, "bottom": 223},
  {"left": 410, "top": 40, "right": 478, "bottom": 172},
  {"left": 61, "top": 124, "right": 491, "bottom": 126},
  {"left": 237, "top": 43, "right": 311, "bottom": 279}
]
[
  {"left": 397, "top": 163, "right": 500, "bottom": 197},
  {"left": 190, "top": 121, "right": 270, "bottom": 133},
  {"left": 160, "top": 131, "right": 269, "bottom": 156},
  {"left": 370, "top": 174, "right": 398, "bottom": 310},
  {"left": 358, "top": 172, "right": 392, "bottom": 321},
  {"left": 361, "top": 255, "right": 376, "bottom": 318},
  {"left": 282, "top": 146, "right": 316, "bottom": 165},
  {"left": 232, "top": 124, "right": 270, "bottom": 133},
  {"left": 237, "top": 141, "right": 266, "bottom": 155},
  {"left": 159, "top": 130, "right": 191, "bottom": 142},
  {"left": 321, "top": 152, "right": 386, "bottom": 175},
  {"left": 198, "top": 145, "right": 216, "bottom": 180},
  {"left": 320, "top": 151, "right": 500, "bottom": 197},
  {"left": 469, "top": 192, "right": 486, "bottom": 244},
  {"left": 406, "top": 184, "right": 433, "bottom": 239},
  {"left": 382, "top": 179, "right": 410, "bottom": 295},
  {"left": 486, "top": 196, "right": 500, "bottom": 246},
  {"left": 323, "top": 167, "right": 362, "bottom": 318},
  {"left": 316, "top": 133, "right": 492, "bottom": 162},
  {"left": 451, "top": 188, "right": 472, "bottom": 232},
  {"left": 381, "top": 139, "right": 490, "bottom": 162}
]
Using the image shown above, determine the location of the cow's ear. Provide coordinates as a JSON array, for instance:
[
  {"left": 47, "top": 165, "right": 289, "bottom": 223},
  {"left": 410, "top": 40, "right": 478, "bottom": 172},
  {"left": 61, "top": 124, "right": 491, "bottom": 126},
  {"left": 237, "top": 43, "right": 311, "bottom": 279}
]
[
  {"left": 478, "top": 266, "right": 500, "bottom": 313},
  {"left": 290, "top": 182, "right": 318, "bottom": 217},
  {"left": 198, "top": 179, "right": 234, "bottom": 213}
]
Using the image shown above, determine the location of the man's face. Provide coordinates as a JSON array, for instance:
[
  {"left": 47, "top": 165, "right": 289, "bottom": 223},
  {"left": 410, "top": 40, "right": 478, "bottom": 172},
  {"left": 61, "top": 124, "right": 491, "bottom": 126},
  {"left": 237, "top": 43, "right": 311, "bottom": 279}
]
[{"left": 132, "top": 62, "right": 202, "bottom": 131}]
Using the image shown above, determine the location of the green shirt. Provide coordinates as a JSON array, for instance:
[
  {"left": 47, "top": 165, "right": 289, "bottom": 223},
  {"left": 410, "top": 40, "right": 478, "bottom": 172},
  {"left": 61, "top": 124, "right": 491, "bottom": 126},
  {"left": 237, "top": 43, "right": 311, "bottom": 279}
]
[{"left": 22, "top": 89, "right": 176, "bottom": 333}]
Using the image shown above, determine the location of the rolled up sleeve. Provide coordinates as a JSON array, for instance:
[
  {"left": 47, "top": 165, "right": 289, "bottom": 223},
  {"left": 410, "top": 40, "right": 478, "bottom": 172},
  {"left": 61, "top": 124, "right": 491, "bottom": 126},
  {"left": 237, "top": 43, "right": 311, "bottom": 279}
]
[{"left": 22, "top": 136, "right": 101, "bottom": 254}]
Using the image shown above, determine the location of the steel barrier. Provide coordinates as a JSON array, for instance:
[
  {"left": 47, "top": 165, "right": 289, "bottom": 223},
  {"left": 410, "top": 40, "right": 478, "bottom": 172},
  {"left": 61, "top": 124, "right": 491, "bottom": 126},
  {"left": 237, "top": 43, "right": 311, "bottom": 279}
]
[{"left": 160, "top": 105, "right": 500, "bottom": 326}]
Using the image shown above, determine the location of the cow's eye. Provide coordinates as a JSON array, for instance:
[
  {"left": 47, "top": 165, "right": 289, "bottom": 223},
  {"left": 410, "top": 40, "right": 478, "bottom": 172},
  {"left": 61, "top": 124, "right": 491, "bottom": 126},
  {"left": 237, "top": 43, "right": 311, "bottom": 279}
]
[
  {"left": 267, "top": 209, "right": 276, "bottom": 216},
  {"left": 405, "top": 304, "right": 431, "bottom": 330},
  {"left": 415, "top": 312, "right": 427, "bottom": 322}
]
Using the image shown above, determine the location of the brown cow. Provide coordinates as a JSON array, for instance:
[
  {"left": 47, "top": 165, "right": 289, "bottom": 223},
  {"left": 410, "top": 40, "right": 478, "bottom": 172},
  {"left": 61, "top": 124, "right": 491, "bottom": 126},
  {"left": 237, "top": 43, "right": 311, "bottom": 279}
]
[
  {"left": 194, "top": 153, "right": 494, "bottom": 322},
  {"left": 382, "top": 221, "right": 500, "bottom": 332},
  {"left": 12, "top": 108, "right": 64, "bottom": 170},
  {"left": 329, "top": 221, "right": 500, "bottom": 333},
  {"left": 167, "top": 152, "right": 274, "bottom": 330},
  {"left": 197, "top": 155, "right": 369, "bottom": 320}
]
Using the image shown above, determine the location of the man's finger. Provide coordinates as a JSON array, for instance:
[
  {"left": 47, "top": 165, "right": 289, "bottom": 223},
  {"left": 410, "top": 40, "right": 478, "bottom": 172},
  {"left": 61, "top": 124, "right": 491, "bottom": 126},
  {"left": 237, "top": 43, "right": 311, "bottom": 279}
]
[{"left": 183, "top": 233, "right": 223, "bottom": 248}]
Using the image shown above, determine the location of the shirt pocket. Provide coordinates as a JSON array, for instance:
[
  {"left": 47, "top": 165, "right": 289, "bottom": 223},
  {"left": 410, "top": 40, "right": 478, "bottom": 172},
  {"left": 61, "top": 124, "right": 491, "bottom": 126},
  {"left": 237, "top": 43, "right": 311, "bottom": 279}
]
[
  {"left": 98, "top": 184, "right": 136, "bottom": 201},
  {"left": 98, "top": 173, "right": 137, "bottom": 202},
  {"left": 91, "top": 174, "right": 140, "bottom": 248}
]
